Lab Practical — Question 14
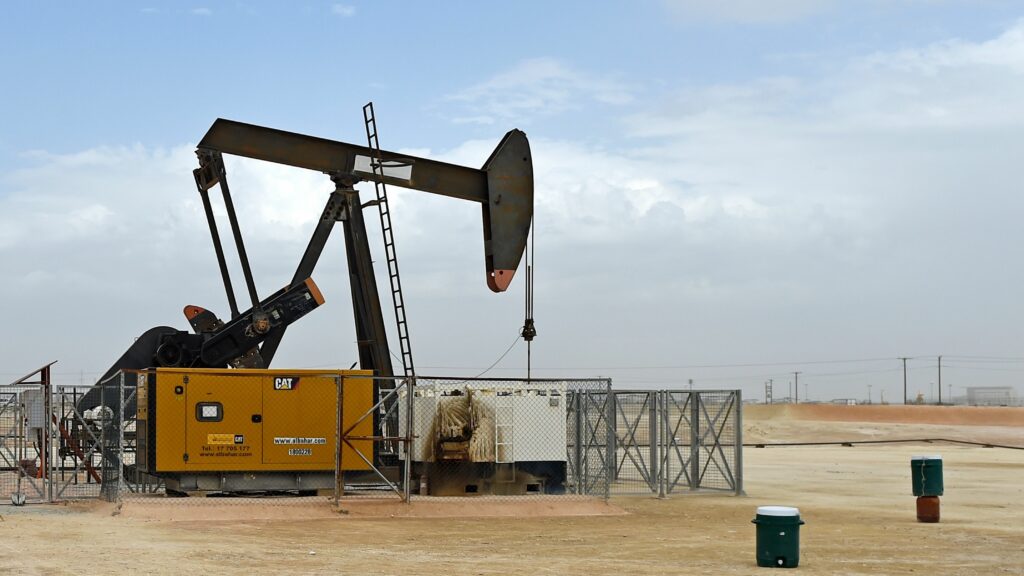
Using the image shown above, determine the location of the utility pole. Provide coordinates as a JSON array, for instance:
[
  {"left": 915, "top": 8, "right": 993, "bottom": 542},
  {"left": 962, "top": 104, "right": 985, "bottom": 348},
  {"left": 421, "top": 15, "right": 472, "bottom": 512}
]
[
  {"left": 937, "top": 355, "right": 942, "bottom": 405},
  {"left": 794, "top": 371, "right": 801, "bottom": 404},
  {"left": 868, "top": 384, "right": 872, "bottom": 404},
  {"left": 899, "top": 357, "right": 910, "bottom": 405}
]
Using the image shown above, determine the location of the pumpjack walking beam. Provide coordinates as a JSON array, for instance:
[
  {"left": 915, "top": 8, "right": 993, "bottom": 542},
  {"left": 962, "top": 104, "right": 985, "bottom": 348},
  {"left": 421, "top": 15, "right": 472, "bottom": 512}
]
[
  {"left": 197, "top": 119, "right": 533, "bottom": 292},
  {"left": 194, "top": 118, "right": 534, "bottom": 376}
]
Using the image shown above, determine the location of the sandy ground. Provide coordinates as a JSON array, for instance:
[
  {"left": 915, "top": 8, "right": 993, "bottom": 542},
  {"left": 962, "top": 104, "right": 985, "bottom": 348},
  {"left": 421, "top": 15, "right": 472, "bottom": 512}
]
[
  {"left": 745, "top": 404, "right": 1024, "bottom": 446},
  {"left": 0, "top": 405, "right": 1022, "bottom": 575}
]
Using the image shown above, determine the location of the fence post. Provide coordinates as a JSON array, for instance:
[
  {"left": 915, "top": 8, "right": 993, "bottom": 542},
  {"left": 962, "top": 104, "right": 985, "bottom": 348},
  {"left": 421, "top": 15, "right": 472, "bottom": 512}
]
[
  {"left": 573, "top": 390, "right": 583, "bottom": 495},
  {"left": 734, "top": 389, "right": 744, "bottom": 495},
  {"left": 659, "top": 390, "right": 669, "bottom": 498},
  {"left": 690, "top": 391, "right": 700, "bottom": 490},
  {"left": 648, "top": 391, "right": 660, "bottom": 497},
  {"left": 403, "top": 376, "right": 414, "bottom": 503},
  {"left": 608, "top": 391, "right": 618, "bottom": 482},
  {"left": 604, "top": 387, "right": 614, "bottom": 500},
  {"left": 43, "top": 366, "right": 53, "bottom": 502},
  {"left": 586, "top": 390, "right": 594, "bottom": 492},
  {"left": 118, "top": 372, "right": 126, "bottom": 501},
  {"left": 101, "top": 385, "right": 107, "bottom": 499},
  {"left": 334, "top": 376, "right": 344, "bottom": 506},
  {"left": 15, "top": 397, "right": 24, "bottom": 503}
]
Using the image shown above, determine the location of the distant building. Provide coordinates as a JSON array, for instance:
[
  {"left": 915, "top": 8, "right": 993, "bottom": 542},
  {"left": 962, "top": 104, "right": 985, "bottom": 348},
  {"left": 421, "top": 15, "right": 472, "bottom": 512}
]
[
  {"left": 965, "top": 386, "right": 1017, "bottom": 406},
  {"left": 831, "top": 398, "right": 858, "bottom": 406}
]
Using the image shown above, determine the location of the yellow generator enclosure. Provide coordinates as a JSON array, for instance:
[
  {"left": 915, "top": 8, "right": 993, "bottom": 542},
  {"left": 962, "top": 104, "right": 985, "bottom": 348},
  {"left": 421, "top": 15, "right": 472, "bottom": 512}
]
[{"left": 137, "top": 368, "right": 373, "bottom": 492}]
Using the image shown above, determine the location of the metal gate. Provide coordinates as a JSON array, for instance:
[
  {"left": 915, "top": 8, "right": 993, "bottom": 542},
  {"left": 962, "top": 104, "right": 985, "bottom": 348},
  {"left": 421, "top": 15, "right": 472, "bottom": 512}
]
[
  {"left": 1, "top": 366, "right": 143, "bottom": 505},
  {"left": 566, "top": 385, "right": 613, "bottom": 497},
  {"left": 658, "top": 390, "right": 742, "bottom": 495},
  {"left": 568, "top": 389, "right": 743, "bottom": 497},
  {"left": 0, "top": 384, "right": 49, "bottom": 503}
]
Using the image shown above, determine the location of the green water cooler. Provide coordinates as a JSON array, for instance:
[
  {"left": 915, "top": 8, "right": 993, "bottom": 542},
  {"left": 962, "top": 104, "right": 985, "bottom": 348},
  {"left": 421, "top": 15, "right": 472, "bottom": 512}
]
[{"left": 752, "top": 506, "right": 805, "bottom": 568}]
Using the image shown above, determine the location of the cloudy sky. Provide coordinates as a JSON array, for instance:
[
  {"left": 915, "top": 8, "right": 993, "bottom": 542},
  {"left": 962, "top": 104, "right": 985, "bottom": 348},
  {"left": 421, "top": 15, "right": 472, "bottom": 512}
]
[{"left": 3, "top": 1, "right": 1024, "bottom": 403}]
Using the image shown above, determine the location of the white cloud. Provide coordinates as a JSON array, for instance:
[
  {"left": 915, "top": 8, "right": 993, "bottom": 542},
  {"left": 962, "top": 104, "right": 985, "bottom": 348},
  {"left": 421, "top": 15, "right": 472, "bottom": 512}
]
[
  {"left": 6, "top": 21, "right": 1024, "bottom": 397},
  {"left": 444, "top": 58, "right": 633, "bottom": 125},
  {"left": 819, "top": 21, "right": 1024, "bottom": 131},
  {"left": 190, "top": 7, "right": 211, "bottom": 16},
  {"left": 332, "top": 4, "right": 356, "bottom": 17},
  {"left": 630, "top": 19, "right": 1024, "bottom": 135}
]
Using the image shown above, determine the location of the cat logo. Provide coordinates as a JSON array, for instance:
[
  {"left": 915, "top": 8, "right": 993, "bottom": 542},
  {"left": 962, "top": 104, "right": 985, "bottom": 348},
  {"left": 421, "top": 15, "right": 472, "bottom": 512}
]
[{"left": 273, "top": 377, "right": 298, "bottom": 390}]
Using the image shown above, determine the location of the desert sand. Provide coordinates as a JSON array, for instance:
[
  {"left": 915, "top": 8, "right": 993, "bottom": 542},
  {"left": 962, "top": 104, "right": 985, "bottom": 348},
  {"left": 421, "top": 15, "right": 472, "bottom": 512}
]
[{"left": 0, "top": 404, "right": 1021, "bottom": 575}]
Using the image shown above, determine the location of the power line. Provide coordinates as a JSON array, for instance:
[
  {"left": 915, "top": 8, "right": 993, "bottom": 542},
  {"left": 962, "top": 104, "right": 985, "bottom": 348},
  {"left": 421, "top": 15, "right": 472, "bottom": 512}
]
[
  {"left": 943, "top": 364, "right": 1024, "bottom": 373},
  {"left": 944, "top": 355, "right": 1024, "bottom": 361},
  {"left": 941, "top": 356, "right": 1024, "bottom": 364},
  {"left": 802, "top": 367, "right": 902, "bottom": 377},
  {"left": 420, "top": 356, "right": 902, "bottom": 371}
]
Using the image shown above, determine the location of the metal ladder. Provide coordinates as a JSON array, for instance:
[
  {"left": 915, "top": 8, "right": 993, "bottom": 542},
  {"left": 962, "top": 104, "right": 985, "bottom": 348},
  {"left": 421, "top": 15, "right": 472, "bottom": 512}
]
[
  {"left": 494, "top": 393, "right": 515, "bottom": 471},
  {"left": 363, "top": 102, "right": 414, "bottom": 377}
]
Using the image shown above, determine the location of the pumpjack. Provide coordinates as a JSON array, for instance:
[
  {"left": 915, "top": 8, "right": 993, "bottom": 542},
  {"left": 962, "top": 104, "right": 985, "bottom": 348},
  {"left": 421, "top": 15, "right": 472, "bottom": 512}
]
[
  {"left": 80, "top": 109, "right": 533, "bottom": 413},
  {"left": 73, "top": 107, "right": 532, "bottom": 493}
]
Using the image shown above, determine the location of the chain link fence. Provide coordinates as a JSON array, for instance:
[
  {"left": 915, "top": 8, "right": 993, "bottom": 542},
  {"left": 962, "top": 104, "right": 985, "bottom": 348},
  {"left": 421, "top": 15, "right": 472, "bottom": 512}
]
[
  {"left": 3, "top": 366, "right": 742, "bottom": 505},
  {"left": 400, "top": 378, "right": 610, "bottom": 499}
]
